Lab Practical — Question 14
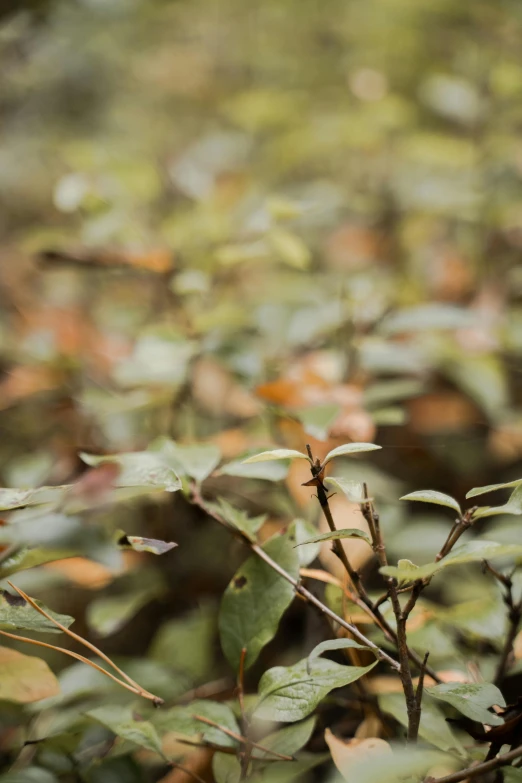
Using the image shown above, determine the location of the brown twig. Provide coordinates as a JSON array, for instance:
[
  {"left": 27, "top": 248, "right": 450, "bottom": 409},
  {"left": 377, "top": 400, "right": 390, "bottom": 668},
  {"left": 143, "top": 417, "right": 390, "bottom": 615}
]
[
  {"left": 5, "top": 581, "right": 162, "bottom": 704},
  {"left": 237, "top": 647, "right": 252, "bottom": 780},
  {"left": 190, "top": 486, "right": 401, "bottom": 672},
  {"left": 192, "top": 715, "right": 293, "bottom": 762},
  {"left": 424, "top": 743, "right": 522, "bottom": 783},
  {"left": 0, "top": 630, "right": 152, "bottom": 701},
  {"left": 361, "top": 484, "right": 421, "bottom": 742},
  {"left": 483, "top": 561, "right": 522, "bottom": 685},
  {"left": 304, "top": 448, "right": 440, "bottom": 683}
]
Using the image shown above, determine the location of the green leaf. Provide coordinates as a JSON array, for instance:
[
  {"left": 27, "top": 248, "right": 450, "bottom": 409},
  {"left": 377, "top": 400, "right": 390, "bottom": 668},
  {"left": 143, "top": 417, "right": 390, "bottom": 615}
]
[
  {"left": 217, "top": 459, "right": 289, "bottom": 481},
  {"left": 380, "top": 540, "right": 522, "bottom": 583},
  {"left": 290, "top": 518, "right": 321, "bottom": 566},
  {"left": 242, "top": 449, "right": 309, "bottom": 464},
  {"left": 466, "top": 478, "right": 522, "bottom": 499},
  {"left": 250, "top": 755, "right": 328, "bottom": 783},
  {"left": 472, "top": 484, "right": 522, "bottom": 519},
  {"left": 400, "top": 490, "right": 461, "bottom": 514},
  {"left": 380, "top": 304, "right": 476, "bottom": 335},
  {"left": 297, "top": 404, "right": 340, "bottom": 441},
  {"left": 295, "top": 528, "right": 372, "bottom": 548},
  {"left": 268, "top": 227, "right": 311, "bottom": 269},
  {"left": 117, "top": 534, "right": 177, "bottom": 555},
  {"left": 86, "top": 582, "right": 164, "bottom": 637},
  {"left": 0, "top": 485, "right": 68, "bottom": 511},
  {"left": 213, "top": 753, "right": 241, "bottom": 783},
  {"left": 87, "top": 705, "right": 164, "bottom": 755},
  {"left": 212, "top": 498, "right": 266, "bottom": 542},
  {"left": 0, "top": 547, "right": 77, "bottom": 579},
  {"left": 219, "top": 528, "right": 299, "bottom": 670},
  {"left": 323, "top": 477, "right": 366, "bottom": 503},
  {"left": 307, "top": 638, "right": 372, "bottom": 673},
  {"left": 255, "top": 657, "right": 377, "bottom": 722},
  {"left": 323, "top": 443, "right": 381, "bottom": 464},
  {"left": 504, "top": 769, "right": 522, "bottom": 782},
  {"left": 378, "top": 692, "right": 465, "bottom": 753},
  {"left": 252, "top": 716, "right": 316, "bottom": 759},
  {"left": 328, "top": 744, "right": 454, "bottom": 783},
  {"left": 151, "top": 438, "right": 221, "bottom": 482},
  {"left": 0, "top": 590, "right": 74, "bottom": 634},
  {"left": 0, "top": 770, "right": 58, "bottom": 783},
  {"left": 80, "top": 451, "right": 181, "bottom": 492},
  {"left": 149, "top": 603, "right": 217, "bottom": 681},
  {"left": 0, "top": 647, "right": 60, "bottom": 703},
  {"left": 154, "top": 699, "right": 240, "bottom": 748},
  {"left": 428, "top": 682, "right": 506, "bottom": 726}
]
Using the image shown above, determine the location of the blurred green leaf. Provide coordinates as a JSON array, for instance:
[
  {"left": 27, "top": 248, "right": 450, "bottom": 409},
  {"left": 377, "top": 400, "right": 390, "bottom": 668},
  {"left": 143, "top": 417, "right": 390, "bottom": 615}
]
[
  {"left": 88, "top": 705, "right": 164, "bottom": 755},
  {"left": 379, "top": 692, "right": 465, "bottom": 754},
  {"left": 252, "top": 715, "right": 316, "bottom": 759},
  {"left": 80, "top": 450, "right": 181, "bottom": 492},
  {"left": 154, "top": 700, "right": 240, "bottom": 748}
]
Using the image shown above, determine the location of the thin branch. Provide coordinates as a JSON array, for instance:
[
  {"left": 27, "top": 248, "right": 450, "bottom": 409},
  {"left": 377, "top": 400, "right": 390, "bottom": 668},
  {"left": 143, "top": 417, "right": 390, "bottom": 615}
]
[
  {"left": 303, "top": 449, "right": 440, "bottom": 683},
  {"left": 0, "top": 630, "right": 150, "bottom": 700},
  {"left": 483, "top": 562, "right": 522, "bottom": 685},
  {"left": 167, "top": 761, "right": 207, "bottom": 783},
  {"left": 237, "top": 647, "right": 252, "bottom": 781},
  {"left": 5, "top": 581, "right": 162, "bottom": 704},
  {"left": 190, "top": 486, "right": 401, "bottom": 672},
  {"left": 361, "top": 483, "right": 423, "bottom": 742},
  {"left": 192, "top": 715, "right": 293, "bottom": 762},
  {"left": 424, "top": 744, "right": 522, "bottom": 783}
]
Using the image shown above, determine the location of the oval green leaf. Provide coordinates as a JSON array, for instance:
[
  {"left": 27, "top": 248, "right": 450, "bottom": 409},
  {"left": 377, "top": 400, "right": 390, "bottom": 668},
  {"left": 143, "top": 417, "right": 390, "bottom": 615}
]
[
  {"left": 323, "top": 443, "right": 381, "bottom": 465},
  {"left": 295, "top": 528, "right": 372, "bottom": 548},
  {"left": 400, "top": 490, "right": 461, "bottom": 514},
  {"left": 242, "top": 449, "right": 309, "bottom": 464},
  {"left": 255, "top": 657, "right": 377, "bottom": 722}
]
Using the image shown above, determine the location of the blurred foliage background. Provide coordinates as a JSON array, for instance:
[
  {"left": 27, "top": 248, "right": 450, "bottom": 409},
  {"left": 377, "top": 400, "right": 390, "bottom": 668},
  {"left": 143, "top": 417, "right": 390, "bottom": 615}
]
[{"left": 2, "top": 0, "right": 522, "bottom": 780}]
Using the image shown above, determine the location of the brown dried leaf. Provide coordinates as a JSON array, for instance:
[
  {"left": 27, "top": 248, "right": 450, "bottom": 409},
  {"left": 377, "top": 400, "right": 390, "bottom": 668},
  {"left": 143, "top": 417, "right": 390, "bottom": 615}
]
[{"left": 324, "top": 728, "right": 392, "bottom": 780}]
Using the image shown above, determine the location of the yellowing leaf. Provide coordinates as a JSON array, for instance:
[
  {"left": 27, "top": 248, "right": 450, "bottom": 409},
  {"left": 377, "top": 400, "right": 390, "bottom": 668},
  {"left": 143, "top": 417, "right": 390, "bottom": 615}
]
[
  {"left": 0, "top": 647, "right": 59, "bottom": 703},
  {"left": 324, "top": 728, "right": 392, "bottom": 781}
]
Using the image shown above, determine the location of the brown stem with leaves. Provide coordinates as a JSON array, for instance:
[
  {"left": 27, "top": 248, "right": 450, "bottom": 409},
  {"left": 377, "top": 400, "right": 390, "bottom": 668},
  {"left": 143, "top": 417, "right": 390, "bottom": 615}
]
[
  {"left": 190, "top": 486, "right": 401, "bottom": 672},
  {"left": 305, "top": 447, "right": 440, "bottom": 684},
  {"left": 362, "top": 485, "right": 426, "bottom": 742}
]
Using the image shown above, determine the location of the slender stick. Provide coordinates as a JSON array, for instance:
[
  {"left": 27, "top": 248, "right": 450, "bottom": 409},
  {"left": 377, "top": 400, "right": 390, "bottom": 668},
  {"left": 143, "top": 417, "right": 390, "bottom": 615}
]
[
  {"left": 0, "top": 630, "right": 151, "bottom": 700},
  {"left": 191, "top": 487, "right": 401, "bottom": 671},
  {"left": 303, "top": 449, "right": 440, "bottom": 682},
  {"left": 5, "top": 581, "right": 162, "bottom": 704},
  {"left": 237, "top": 647, "right": 252, "bottom": 780},
  {"left": 483, "top": 562, "right": 522, "bottom": 685},
  {"left": 424, "top": 744, "right": 522, "bottom": 783},
  {"left": 362, "top": 485, "right": 420, "bottom": 742},
  {"left": 192, "top": 715, "right": 293, "bottom": 761}
]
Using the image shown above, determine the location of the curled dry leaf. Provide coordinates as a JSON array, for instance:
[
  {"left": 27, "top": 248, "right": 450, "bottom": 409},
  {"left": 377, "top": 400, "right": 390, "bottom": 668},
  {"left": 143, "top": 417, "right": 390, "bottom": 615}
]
[{"left": 324, "top": 728, "right": 392, "bottom": 780}]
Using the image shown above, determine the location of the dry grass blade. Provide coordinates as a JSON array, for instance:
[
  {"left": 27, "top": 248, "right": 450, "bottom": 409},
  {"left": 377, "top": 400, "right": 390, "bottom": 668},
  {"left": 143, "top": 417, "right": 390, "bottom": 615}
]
[{"left": 5, "top": 581, "right": 163, "bottom": 704}]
